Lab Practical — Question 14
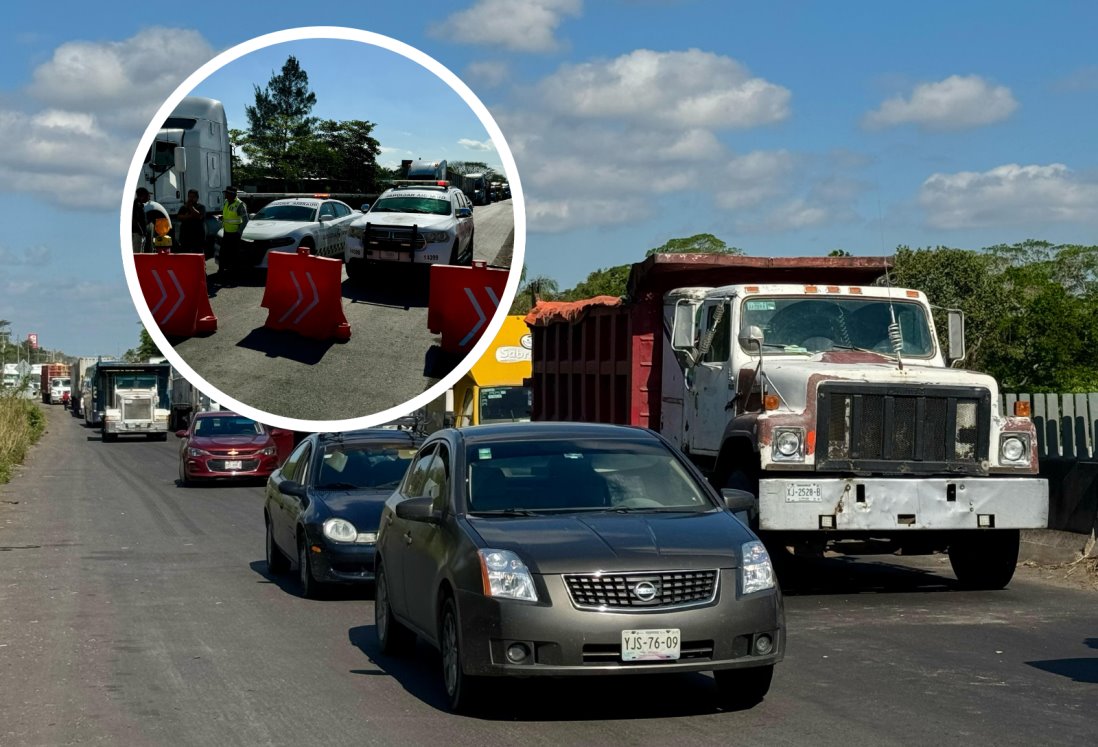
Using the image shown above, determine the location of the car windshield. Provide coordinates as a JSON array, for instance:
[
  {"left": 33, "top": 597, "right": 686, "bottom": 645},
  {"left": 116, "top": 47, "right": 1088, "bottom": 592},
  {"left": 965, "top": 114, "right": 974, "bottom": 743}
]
[
  {"left": 194, "top": 416, "right": 262, "bottom": 436},
  {"left": 370, "top": 196, "right": 451, "bottom": 216},
  {"left": 254, "top": 204, "right": 317, "bottom": 222},
  {"left": 479, "top": 386, "right": 532, "bottom": 424},
  {"left": 739, "top": 297, "right": 935, "bottom": 356},
  {"left": 465, "top": 438, "right": 714, "bottom": 514},
  {"left": 317, "top": 442, "right": 418, "bottom": 490}
]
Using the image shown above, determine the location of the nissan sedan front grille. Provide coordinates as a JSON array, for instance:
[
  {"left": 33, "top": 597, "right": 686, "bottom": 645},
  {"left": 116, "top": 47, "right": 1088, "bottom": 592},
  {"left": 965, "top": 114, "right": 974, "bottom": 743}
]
[{"left": 564, "top": 570, "right": 719, "bottom": 612}]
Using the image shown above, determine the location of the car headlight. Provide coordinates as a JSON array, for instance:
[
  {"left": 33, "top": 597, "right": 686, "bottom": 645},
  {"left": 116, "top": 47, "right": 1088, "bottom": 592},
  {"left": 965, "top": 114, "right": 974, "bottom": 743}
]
[
  {"left": 422, "top": 231, "right": 451, "bottom": 243},
  {"left": 741, "top": 541, "right": 776, "bottom": 594},
  {"left": 270, "top": 236, "right": 296, "bottom": 247},
  {"left": 348, "top": 225, "right": 365, "bottom": 239},
  {"left": 323, "top": 518, "right": 358, "bottom": 543},
  {"left": 186, "top": 447, "right": 210, "bottom": 458},
  {"left": 772, "top": 427, "right": 804, "bottom": 462},
  {"left": 1000, "top": 434, "right": 1029, "bottom": 464},
  {"left": 259, "top": 445, "right": 278, "bottom": 456},
  {"left": 478, "top": 549, "right": 538, "bottom": 602}
]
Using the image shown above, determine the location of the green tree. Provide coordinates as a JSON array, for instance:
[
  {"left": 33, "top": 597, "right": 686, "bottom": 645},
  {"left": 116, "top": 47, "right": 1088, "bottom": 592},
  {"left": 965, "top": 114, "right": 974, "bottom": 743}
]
[
  {"left": 123, "top": 328, "right": 162, "bottom": 363},
  {"left": 828, "top": 249, "right": 852, "bottom": 257},
  {"left": 244, "top": 56, "right": 318, "bottom": 189},
  {"left": 560, "top": 265, "right": 631, "bottom": 301},
  {"left": 310, "top": 119, "right": 382, "bottom": 192},
  {"left": 646, "top": 233, "right": 743, "bottom": 257}
]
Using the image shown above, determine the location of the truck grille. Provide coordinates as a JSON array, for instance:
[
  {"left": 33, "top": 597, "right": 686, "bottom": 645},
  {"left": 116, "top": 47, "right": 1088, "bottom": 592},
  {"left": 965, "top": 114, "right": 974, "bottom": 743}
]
[
  {"left": 564, "top": 570, "right": 718, "bottom": 611},
  {"left": 121, "top": 399, "right": 153, "bottom": 421},
  {"left": 816, "top": 383, "right": 991, "bottom": 475}
]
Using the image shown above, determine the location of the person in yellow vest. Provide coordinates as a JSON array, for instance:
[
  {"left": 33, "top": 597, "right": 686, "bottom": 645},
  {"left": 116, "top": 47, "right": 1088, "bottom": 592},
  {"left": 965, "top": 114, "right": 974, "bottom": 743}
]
[{"left": 219, "top": 186, "right": 249, "bottom": 276}]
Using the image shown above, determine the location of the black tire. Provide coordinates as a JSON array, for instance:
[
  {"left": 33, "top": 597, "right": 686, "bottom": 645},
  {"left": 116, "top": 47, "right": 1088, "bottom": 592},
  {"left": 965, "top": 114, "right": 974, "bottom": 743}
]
[
  {"left": 440, "top": 596, "right": 484, "bottom": 713},
  {"left": 375, "top": 562, "right": 415, "bottom": 656},
  {"left": 298, "top": 534, "right": 323, "bottom": 599},
  {"left": 178, "top": 460, "right": 193, "bottom": 488},
  {"left": 463, "top": 232, "right": 474, "bottom": 265},
  {"left": 448, "top": 238, "right": 461, "bottom": 266},
  {"left": 345, "top": 258, "right": 364, "bottom": 281},
  {"left": 300, "top": 237, "right": 316, "bottom": 256},
  {"left": 265, "top": 518, "right": 289, "bottom": 575},
  {"left": 948, "top": 530, "right": 1020, "bottom": 590},
  {"left": 714, "top": 665, "right": 774, "bottom": 710}
]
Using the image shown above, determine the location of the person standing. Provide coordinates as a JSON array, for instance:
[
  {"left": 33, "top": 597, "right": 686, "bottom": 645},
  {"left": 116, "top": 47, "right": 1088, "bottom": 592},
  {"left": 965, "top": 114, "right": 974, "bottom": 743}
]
[
  {"left": 132, "top": 187, "right": 151, "bottom": 253},
  {"left": 175, "top": 189, "right": 207, "bottom": 253},
  {"left": 219, "top": 186, "right": 248, "bottom": 274}
]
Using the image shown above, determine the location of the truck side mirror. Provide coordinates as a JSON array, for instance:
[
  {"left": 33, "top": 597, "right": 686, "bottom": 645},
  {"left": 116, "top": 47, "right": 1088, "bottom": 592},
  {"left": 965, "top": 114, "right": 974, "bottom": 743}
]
[
  {"left": 738, "top": 325, "right": 765, "bottom": 351},
  {"left": 947, "top": 310, "right": 965, "bottom": 365},
  {"left": 174, "top": 146, "right": 187, "bottom": 173}
]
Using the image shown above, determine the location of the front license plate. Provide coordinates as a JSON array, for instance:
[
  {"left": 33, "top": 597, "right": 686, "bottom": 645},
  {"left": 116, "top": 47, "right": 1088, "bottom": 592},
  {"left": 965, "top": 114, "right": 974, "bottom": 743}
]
[
  {"left": 621, "top": 629, "right": 680, "bottom": 661},
  {"left": 224, "top": 460, "right": 243, "bottom": 470},
  {"left": 785, "top": 483, "right": 823, "bottom": 502}
]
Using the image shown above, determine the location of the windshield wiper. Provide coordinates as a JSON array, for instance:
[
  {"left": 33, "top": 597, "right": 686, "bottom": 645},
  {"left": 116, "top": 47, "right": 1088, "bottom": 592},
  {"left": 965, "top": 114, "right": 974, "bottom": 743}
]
[
  {"left": 827, "top": 343, "right": 887, "bottom": 355},
  {"left": 469, "top": 508, "right": 538, "bottom": 517}
]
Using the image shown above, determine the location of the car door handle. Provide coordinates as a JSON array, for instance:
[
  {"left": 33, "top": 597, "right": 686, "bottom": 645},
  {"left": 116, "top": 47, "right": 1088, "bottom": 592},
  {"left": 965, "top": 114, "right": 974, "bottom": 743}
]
[{"left": 403, "top": 531, "right": 413, "bottom": 545}]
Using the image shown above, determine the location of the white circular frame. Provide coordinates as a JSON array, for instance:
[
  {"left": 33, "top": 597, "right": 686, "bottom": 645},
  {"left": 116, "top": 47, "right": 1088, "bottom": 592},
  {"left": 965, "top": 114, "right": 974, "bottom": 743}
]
[{"left": 120, "top": 26, "right": 525, "bottom": 433}]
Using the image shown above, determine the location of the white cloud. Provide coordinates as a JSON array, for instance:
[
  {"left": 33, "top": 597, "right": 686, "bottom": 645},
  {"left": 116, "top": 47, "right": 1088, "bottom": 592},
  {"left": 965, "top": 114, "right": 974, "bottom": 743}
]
[
  {"left": 0, "top": 27, "right": 215, "bottom": 209},
  {"left": 431, "top": 0, "right": 582, "bottom": 53},
  {"left": 538, "top": 49, "right": 790, "bottom": 129},
  {"left": 31, "top": 27, "right": 215, "bottom": 130},
  {"left": 465, "top": 61, "right": 511, "bottom": 88},
  {"left": 0, "top": 245, "right": 52, "bottom": 266},
  {"left": 864, "top": 75, "right": 1017, "bottom": 131},
  {"left": 919, "top": 163, "right": 1098, "bottom": 229},
  {"left": 459, "top": 138, "right": 496, "bottom": 152}
]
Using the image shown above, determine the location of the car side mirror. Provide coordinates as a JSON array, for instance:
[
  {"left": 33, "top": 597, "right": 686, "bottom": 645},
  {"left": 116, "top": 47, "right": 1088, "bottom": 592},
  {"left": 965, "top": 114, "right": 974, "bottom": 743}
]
[
  {"left": 278, "top": 480, "right": 307, "bottom": 498},
  {"left": 174, "top": 430, "right": 187, "bottom": 438},
  {"left": 456, "top": 207, "right": 472, "bottom": 218},
  {"left": 360, "top": 203, "right": 371, "bottom": 212},
  {"left": 395, "top": 495, "right": 440, "bottom": 523},
  {"left": 319, "top": 214, "right": 334, "bottom": 223},
  {"left": 721, "top": 488, "right": 756, "bottom": 513}
]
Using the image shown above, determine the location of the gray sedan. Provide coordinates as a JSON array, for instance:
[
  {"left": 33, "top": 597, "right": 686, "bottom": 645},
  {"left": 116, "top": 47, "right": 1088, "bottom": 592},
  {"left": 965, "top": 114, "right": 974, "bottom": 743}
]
[{"left": 374, "top": 422, "right": 784, "bottom": 713}]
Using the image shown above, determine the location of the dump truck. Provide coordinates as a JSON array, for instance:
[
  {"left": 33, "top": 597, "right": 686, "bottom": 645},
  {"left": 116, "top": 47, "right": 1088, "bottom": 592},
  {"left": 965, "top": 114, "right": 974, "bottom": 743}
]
[
  {"left": 40, "top": 363, "right": 70, "bottom": 404},
  {"left": 526, "top": 254, "right": 1048, "bottom": 590}
]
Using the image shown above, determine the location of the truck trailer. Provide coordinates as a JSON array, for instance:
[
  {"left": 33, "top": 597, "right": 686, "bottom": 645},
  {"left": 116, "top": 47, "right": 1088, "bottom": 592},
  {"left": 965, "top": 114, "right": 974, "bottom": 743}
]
[{"left": 526, "top": 253, "right": 1048, "bottom": 590}]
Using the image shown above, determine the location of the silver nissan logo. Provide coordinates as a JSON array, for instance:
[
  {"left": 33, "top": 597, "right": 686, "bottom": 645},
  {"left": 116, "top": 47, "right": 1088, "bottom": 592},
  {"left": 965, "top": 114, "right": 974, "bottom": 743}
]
[{"left": 632, "top": 581, "right": 659, "bottom": 602}]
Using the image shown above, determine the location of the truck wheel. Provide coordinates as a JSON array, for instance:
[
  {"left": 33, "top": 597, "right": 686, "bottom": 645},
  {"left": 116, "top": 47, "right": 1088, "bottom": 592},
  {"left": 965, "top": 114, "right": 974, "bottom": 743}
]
[
  {"left": 948, "top": 530, "right": 1020, "bottom": 590},
  {"left": 714, "top": 665, "right": 773, "bottom": 710},
  {"left": 346, "top": 258, "right": 365, "bottom": 282}
]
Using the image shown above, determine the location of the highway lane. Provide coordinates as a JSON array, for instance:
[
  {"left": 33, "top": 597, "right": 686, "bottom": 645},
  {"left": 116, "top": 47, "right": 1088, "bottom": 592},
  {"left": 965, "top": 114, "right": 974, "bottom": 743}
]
[
  {"left": 168, "top": 200, "right": 515, "bottom": 423},
  {"left": 1, "top": 405, "right": 1095, "bottom": 745}
]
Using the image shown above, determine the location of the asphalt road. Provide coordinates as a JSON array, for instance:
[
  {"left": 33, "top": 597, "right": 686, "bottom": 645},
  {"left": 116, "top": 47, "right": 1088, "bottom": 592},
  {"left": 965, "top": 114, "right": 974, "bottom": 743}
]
[
  {"left": 168, "top": 200, "right": 516, "bottom": 422},
  {"left": 1, "top": 406, "right": 1095, "bottom": 746}
]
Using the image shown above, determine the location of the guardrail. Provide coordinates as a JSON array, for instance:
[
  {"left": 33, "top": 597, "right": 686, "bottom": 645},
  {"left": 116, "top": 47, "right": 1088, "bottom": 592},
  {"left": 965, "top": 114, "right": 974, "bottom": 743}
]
[{"left": 1003, "top": 393, "right": 1098, "bottom": 536}]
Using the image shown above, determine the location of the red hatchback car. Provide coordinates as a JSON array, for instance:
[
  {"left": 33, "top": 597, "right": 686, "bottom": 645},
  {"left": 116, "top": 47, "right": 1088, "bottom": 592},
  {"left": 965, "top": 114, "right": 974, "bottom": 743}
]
[{"left": 177, "top": 412, "right": 284, "bottom": 486}]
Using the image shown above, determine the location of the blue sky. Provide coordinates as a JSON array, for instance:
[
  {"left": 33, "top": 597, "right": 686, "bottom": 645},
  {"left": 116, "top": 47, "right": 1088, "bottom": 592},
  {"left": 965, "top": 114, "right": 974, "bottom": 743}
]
[{"left": 1, "top": 1, "right": 1097, "bottom": 356}]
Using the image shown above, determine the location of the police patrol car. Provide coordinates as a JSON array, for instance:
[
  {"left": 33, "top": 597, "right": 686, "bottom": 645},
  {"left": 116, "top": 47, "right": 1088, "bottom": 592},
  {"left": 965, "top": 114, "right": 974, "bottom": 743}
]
[
  {"left": 344, "top": 182, "right": 474, "bottom": 280},
  {"left": 218, "top": 196, "right": 360, "bottom": 269}
]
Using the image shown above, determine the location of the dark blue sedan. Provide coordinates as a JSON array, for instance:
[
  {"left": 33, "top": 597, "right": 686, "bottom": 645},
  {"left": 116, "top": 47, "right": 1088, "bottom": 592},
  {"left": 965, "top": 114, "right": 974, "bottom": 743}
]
[{"left": 264, "top": 429, "right": 422, "bottom": 597}]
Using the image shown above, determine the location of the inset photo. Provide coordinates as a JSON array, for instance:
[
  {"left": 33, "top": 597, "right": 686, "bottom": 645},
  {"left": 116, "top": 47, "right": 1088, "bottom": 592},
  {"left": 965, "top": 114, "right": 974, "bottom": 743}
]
[{"left": 122, "top": 28, "right": 522, "bottom": 430}]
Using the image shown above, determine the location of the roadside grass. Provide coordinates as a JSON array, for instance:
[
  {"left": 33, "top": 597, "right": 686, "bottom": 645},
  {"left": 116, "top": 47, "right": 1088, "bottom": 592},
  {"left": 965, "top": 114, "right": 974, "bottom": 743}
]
[{"left": 0, "top": 384, "right": 46, "bottom": 484}]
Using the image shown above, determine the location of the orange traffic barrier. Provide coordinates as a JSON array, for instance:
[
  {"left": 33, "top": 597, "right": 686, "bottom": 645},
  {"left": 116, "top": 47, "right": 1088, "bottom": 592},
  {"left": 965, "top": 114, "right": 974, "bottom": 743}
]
[
  {"left": 428, "top": 260, "right": 509, "bottom": 354},
  {"left": 261, "top": 247, "right": 351, "bottom": 341},
  {"left": 135, "top": 250, "right": 217, "bottom": 338}
]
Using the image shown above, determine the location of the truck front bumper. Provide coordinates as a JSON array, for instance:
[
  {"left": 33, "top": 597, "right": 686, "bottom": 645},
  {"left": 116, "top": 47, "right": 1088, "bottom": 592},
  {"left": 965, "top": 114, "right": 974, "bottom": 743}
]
[{"left": 758, "top": 476, "right": 1048, "bottom": 531}]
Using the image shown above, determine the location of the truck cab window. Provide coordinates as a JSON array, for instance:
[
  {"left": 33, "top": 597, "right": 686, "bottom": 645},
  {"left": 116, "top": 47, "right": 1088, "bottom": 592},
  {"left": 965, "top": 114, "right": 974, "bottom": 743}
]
[{"left": 700, "top": 303, "right": 731, "bottom": 363}]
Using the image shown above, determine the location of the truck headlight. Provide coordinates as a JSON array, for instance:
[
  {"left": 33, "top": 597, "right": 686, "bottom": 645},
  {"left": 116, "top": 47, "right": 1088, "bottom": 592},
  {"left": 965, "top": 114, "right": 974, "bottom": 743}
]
[
  {"left": 741, "top": 541, "right": 776, "bottom": 594},
  {"left": 323, "top": 518, "right": 358, "bottom": 543},
  {"left": 999, "top": 434, "right": 1029, "bottom": 465},
  {"left": 772, "top": 427, "right": 805, "bottom": 462},
  {"left": 478, "top": 549, "right": 538, "bottom": 601},
  {"left": 422, "top": 231, "right": 451, "bottom": 243}
]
